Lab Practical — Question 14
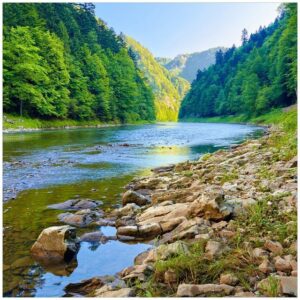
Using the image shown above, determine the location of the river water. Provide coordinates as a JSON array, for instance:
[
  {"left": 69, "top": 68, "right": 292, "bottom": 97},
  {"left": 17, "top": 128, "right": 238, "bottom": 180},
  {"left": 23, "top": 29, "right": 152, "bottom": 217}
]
[{"left": 3, "top": 122, "right": 263, "bottom": 297}]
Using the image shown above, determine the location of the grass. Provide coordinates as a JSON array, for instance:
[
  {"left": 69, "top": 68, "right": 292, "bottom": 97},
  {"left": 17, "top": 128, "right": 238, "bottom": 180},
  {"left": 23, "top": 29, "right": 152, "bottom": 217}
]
[
  {"left": 3, "top": 113, "right": 155, "bottom": 131},
  {"left": 179, "top": 106, "right": 297, "bottom": 127}
]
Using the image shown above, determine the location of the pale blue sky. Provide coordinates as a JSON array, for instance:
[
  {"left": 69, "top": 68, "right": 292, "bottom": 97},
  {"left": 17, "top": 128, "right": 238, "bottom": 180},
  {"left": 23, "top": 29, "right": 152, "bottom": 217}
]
[{"left": 95, "top": 3, "right": 280, "bottom": 58}]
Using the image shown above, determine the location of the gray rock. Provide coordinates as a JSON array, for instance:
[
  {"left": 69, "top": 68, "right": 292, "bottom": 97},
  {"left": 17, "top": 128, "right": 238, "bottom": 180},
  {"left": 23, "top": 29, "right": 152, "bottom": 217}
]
[
  {"left": 177, "top": 283, "right": 234, "bottom": 296},
  {"left": 48, "top": 199, "right": 102, "bottom": 210}
]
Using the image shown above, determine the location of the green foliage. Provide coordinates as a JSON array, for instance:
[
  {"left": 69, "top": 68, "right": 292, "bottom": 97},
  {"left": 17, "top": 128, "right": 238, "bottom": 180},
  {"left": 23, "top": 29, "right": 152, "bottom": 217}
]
[
  {"left": 125, "top": 36, "right": 189, "bottom": 121},
  {"left": 3, "top": 3, "right": 156, "bottom": 123},
  {"left": 179, "top": 4, "right": 297, "bottom": 119}
]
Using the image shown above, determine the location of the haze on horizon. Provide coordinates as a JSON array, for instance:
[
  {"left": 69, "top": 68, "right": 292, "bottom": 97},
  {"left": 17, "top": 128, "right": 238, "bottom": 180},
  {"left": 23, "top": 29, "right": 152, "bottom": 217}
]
[{"left": 95, "top": 2, "right": 280, "bottom": 58}]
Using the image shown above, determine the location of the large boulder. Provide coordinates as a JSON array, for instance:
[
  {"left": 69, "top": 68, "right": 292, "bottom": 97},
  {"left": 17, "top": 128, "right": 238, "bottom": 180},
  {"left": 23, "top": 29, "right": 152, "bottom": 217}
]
[
  {"left": 31, "top": 225, "right": 79, "bottom": 264},
  {"left": 122, "top": 190, "right": 150, "bottom": 207}
]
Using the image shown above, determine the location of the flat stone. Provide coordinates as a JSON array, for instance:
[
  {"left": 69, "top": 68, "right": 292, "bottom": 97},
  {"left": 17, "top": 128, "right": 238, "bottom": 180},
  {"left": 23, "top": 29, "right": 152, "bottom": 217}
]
[
  {"left": 95, "top": 287, "right": 135, "bottom": 297},
  {"left": 177, "top": 283, "right": 234, "bottom": 296},
  {"left": 264, "top": 240, "right": 283, "bottom": 255},
  {"left": 279, "top": 276, "right": 297, "bottom": 296},
  {"left": 220, "top": 273, "right": 239, "bottom": 286},
  {"left": 64, "top": 277, "right": 104, "bottom": 296},
  {"left": 205, "top": 241, "right": 222, "bottom": 259}
]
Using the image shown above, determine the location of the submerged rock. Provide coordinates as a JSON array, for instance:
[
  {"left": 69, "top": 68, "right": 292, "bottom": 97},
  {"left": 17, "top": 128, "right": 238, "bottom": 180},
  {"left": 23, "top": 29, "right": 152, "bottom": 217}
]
[
  {"left": 31, "top": 225, "right": 79, "bottom": 264},
  {"left": 80, "top": 231, "right": 117, "bottom": 244},
  {"left": 48, "top": 199, "right": 103, "bottom": 210}
]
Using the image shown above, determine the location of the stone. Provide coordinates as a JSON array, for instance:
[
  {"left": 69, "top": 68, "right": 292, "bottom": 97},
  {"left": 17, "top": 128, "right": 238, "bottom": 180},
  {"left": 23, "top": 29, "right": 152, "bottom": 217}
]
[
  {"left": 138, "top": 223, "right": 162, "bottom": 237},
  {"left": 134, "top": 250, "right": 151, "bottom": 265},
  {"left": 121, "top": 264, "right": 153, "bottom": 282},
  {"left": 234, "top": 291, "right": 255, "bottom": 297},
  {"left": 94, "top": 287, "right": 135, "bottom": 297},
  {"left": 259, "top": 259, "right": 274, "bottom": 274},
  {"left": 117, "top": 226, "right": 138, "bottom": 237},
  {"left": 151, "top": 164, "right": 175, "bottom": 173},
  {"left": 279, "top": 276, "right": 297, "bottom": 296},
  {"left": 177, "top": 283, "right": 234, "bottom": 296},
  {"left": 164, "top": 269, "right": 177, "bottom": 284},
  {"left": 264, "top": 240, "right": 283, "bottom": 255},
  {"left": 205, "top": 241, "right": 222, "bottom": 259},
  {"left": 122, "top": 190, "right": 149, "bottom": 207},
  {"left": 155, "top": 241, "right": 189, "bottom": 261},
  {"left": 188, "top": 187, "right": 231, "bottom": 221},
  {"left": 64, "top": 277, "right": 104, "bottom": 296},
  {"left": 159, "top": 217, "right": 186, "bottom": 233},
  {"left": 80, "top": 231, "right": 116, "bottom": 244},
  {"left": 219, "top": 229, "right": 235, "bottom": 239},
  {"left": 58, "top": 210, "right": 102, "bottom": 227},
  {"left": 274, "top": 256, "right": 292, "bottom": 273},
  {"left": 31, "top": 225, "right": 79, "bottom": 264},
  {"left": 219, "top": 273, "right": 239, "bottom": 286},
  {"left": 48, "top": 199, "right": 102, "bottom": 210},
  {"left": 252, "top": 248, "right": 269, "bottom": 259},
  {"left": 212, "top": 221, "right": 227, "bottom": 230},
  {"left": 115, "top": 203, "right": 141, "bottom": 217}
]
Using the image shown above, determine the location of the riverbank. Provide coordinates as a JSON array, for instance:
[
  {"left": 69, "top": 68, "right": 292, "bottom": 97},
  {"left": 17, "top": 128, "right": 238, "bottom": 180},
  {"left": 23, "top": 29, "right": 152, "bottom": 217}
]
[
  {"left": 58, "top": 107, "right": 297, "bottom": 297},
  {"left": 179, "top": 106, "right": 297, "bottom": 126},
  {"left": 3, "top": 114, "right": 155, "bottom": 133}
]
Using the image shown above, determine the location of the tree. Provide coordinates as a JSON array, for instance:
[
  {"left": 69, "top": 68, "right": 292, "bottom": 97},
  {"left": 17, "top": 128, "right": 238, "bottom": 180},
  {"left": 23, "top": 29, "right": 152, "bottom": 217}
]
[{"left": 241, "top": 28, "right": 249, "bottom": 45}]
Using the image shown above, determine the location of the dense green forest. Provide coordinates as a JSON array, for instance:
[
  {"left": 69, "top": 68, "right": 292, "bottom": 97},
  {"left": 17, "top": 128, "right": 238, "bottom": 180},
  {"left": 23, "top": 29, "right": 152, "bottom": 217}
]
[
  {"left": 3, "top": 3, "right": 156, "bottom": 123},
  {"left": 157, "top": 48, "right": 225, "bottom": 83},
  {"left": 125, "top": 36, "right": 190, "bottom": 121},
  {"left": 179, "top": 4, "right": 297, "bottom": 119}
]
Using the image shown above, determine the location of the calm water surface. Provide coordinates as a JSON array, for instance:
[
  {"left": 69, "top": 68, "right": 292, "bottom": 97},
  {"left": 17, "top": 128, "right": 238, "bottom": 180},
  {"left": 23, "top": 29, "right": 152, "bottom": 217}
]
[{"left": 3, "top": 122, "right": 263, "bottom": 297}]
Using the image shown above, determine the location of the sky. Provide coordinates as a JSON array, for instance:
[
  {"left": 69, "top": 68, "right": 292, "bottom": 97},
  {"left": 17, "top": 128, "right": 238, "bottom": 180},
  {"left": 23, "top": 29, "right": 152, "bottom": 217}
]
[{"left": 95, "top": 3, "right": 280, "bottom": 58}]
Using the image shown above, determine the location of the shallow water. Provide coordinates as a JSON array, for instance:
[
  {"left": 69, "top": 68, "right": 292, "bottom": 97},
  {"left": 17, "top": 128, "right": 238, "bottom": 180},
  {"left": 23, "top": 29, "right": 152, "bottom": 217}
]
[{"left": 3, "top": 122, "right": 263, "bottom": 297}]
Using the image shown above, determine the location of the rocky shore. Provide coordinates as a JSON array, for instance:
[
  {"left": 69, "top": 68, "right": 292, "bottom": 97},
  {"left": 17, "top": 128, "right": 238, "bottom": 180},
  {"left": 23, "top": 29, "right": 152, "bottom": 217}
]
[{"left": 30, "top": 125, "right": 297, "bottom": 297}]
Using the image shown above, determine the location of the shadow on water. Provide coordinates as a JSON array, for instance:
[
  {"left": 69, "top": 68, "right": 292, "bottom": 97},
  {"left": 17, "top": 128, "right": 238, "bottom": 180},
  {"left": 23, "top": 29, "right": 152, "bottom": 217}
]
[{"left": 3, "top": 123, "right": 264, "bottom": 297}]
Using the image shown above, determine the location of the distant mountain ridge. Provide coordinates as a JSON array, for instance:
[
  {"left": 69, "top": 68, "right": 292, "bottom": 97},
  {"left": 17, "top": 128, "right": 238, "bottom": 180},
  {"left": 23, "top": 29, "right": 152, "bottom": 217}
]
[
  {"left": 125, "top": 36, "right": 190, "bottom": 121},
  {"left": 157, "top": 47, "right": 226, "bottom": 82}
]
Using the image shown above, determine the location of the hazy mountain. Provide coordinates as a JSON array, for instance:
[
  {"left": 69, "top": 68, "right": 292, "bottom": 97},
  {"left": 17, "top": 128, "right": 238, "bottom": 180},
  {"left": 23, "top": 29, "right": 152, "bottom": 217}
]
[{"left": 157, "top": 47, "right": 226, "bottom": 82}]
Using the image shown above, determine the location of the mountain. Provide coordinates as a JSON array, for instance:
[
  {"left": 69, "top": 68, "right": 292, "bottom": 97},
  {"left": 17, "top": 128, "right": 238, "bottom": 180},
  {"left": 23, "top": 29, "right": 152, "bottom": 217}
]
[
  {"left": 157, "top": 47, "right": 226, "bottom": 82},
  {"left": 3, "top": 3, "right": 155, "bottom": 123},
  {"left": 125, "top": 36, "right": 190, "bottom": 121},
  {"left": 179, "top": 3, "right": 297, "bottom": 119}
]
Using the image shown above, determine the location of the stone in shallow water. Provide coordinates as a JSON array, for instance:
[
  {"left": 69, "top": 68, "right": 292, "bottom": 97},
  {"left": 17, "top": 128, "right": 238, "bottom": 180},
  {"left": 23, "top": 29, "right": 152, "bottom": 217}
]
[
  {"left": 48, "top": 199, "right": 103, "bottom": 210},
  {"left": 31, "top": 225, "right": 79, "bottom": 266},
  {"left": 80, "top": 231, "right": 117, "bottom": 244},
  {"left": 58, "top": 210, "right": 103, "bottom": 227}
]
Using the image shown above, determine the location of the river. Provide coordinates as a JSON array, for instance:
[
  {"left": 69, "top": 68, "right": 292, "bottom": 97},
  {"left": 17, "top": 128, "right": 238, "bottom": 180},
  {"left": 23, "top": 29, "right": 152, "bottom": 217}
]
[{"left": 3, "top": 122, "right": 263, "bottom": 297}]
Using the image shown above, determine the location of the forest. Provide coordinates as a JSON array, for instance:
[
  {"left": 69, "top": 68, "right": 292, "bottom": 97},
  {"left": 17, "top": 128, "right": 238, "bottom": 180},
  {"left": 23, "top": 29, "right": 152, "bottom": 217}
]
[
  {"left": 3, "top": 3, "right": 156, "bottom": 123},
  {"left": 179, "top": 3, "right": 297, "bottom": 119}
]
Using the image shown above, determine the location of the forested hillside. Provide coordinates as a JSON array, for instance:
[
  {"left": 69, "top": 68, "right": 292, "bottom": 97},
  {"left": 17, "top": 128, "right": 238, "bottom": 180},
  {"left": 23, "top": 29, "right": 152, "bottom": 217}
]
[
  {"left": 179, "top": 4, "right": 297, "bottom": 119},
  {"left": 3, "top": 3, "right": 156, "bottom": 123},
  {"left": 126, "top": 36, "right": 190, "bottom": 121},
  {"left": 157, "top": 48, "right": 225, "bottom": 82}
]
